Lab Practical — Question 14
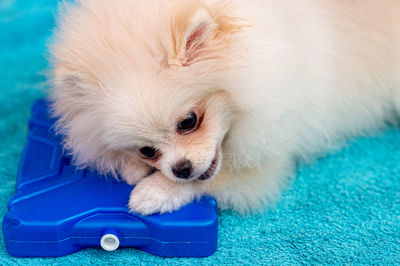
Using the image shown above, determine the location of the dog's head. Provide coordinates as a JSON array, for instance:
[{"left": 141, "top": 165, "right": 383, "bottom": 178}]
[{"left": 51, "top": 0, "right": 245, "bottom": 182}]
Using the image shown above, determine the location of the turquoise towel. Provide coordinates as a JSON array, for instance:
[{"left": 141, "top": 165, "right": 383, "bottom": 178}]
[{"left": 1, "top": 1, "right": 399, "bottom": 264}]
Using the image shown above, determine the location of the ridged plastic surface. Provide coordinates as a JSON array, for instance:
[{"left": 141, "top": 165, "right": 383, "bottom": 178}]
[{"left": 2, "top": 99, "right": 218, "bottom": 257}]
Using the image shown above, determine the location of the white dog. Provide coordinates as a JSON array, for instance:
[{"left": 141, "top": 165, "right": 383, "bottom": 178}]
[{"left": 50, "top": 0, "right": 400, "bottom": 215}]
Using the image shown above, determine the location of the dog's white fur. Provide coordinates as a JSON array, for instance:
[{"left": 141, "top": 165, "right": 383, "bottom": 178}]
[{"left": 50, "top": 0, "right": 400, "bottom": 215}]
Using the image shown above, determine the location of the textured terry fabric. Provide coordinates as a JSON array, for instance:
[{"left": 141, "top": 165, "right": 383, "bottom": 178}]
[{"left": 1, "top": 1, "right": 399, "bottom": 265}]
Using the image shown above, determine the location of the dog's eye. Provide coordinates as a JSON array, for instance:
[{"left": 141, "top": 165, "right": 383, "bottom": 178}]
[
  {"left": 139, "top": 146, "right": 158, "bottom": 159},
  {"left": 177, "top": 112, "right": 198, "bottom": 134}
]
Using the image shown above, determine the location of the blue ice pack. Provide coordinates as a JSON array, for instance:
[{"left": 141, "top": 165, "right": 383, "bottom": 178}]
[{"left": 2, "top": 99, "right": 218, "bottom": 257}]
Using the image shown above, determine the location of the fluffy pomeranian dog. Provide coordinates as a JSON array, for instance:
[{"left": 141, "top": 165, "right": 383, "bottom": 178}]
[{"left": 50, "top": 0, "right": 400, "bottom": 215}]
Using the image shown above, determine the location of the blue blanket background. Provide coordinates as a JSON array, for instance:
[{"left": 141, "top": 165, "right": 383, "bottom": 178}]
[{"left": 1, "top": 1, "right": 399, "bottom": 264}]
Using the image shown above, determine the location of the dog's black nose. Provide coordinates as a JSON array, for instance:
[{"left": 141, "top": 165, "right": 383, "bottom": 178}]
[{"left": 172, "top": 160, "right": 192, "bottom": 179}]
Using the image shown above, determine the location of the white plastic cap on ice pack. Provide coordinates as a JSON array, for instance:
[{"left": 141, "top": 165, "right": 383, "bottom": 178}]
[{"left": 100, "top": 232, "right": 120, "bottom": 251}]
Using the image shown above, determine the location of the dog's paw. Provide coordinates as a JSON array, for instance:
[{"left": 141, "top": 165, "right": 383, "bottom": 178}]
[
  {"left": 128, "top": 172, "right": 195, "bottom": 215},
  {"left": 120, "top": 161, "right": 154, "bottom": 186}
]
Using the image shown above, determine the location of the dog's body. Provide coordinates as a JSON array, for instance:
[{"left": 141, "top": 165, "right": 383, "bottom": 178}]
[{"left": 50, "top": 0, "right": 400, "bottom": 214}]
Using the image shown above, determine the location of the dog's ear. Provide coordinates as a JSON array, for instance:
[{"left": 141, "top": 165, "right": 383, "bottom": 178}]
[
  {"left": 51, "top": 69, "right": 93, "bottom": 120},
  {"left": 167, "top": 4, "right": 244, "bottom": 68},
  {"left": 168, "top": 8, "right": 216, "bottom": 67}
]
